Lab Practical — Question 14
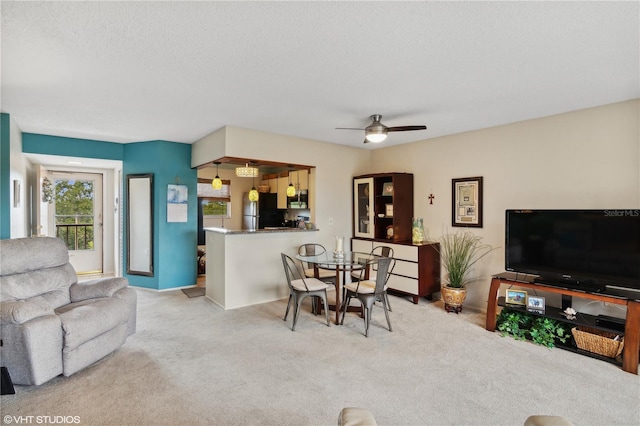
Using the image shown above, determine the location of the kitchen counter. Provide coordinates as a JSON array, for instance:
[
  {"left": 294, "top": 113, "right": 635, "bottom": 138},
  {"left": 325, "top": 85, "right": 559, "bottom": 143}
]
[
  {"left": 204, "top": 227, "right": 320, "bottom": 309},
  {"left": 204, "top": 227, "right": 318, "bottom": 234}
]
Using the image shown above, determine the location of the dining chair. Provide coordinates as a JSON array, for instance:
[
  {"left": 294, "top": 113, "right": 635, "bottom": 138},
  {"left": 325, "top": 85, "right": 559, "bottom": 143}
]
[
  {"left": 297, "top": 243, "right": 336, "bottom": 283},
  {"left": 281, "top": 253, "right": 331, "bottom": 331},
  {"left": 351, "top": 245, "right": 395, "bottom": 311},
  {"left": 340, "top": 257, "right": 395, "bottom": 337}
]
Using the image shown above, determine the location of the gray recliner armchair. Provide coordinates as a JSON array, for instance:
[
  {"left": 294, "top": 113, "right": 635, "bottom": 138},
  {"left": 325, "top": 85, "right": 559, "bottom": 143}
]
[{"left": 0, "top": 237, "right": 137, "bottom": 386}]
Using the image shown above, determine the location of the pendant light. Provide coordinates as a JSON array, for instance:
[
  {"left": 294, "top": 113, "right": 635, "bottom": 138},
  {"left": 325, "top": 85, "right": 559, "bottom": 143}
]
[
  {"left": 248, "top": 171, "right": 259, "bottom": 202},
  {"left": 235, "top": 163, "right": 259, "bottom": 177},
  {"left": 212, "top": 162, "right": 222, "bottom": 190},
  {"left": 286, "top": 166, "right": 296, "bottom": 197}
]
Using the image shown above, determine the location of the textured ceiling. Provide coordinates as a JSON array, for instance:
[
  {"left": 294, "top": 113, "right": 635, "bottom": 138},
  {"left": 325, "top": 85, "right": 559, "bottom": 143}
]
[{"left": 1, "top": 1, "right": 639, "bottom": 150}]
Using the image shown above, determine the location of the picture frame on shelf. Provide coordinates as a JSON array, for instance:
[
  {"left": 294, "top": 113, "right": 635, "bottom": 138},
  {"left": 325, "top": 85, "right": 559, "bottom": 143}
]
[
  {"left": 527, "top": 295, "right": 546, "bottom": 314},
  {"left": 452, "top": 176, "right": 483, "bottom": 227},
  {"left": 505, "top": 289, "right": 527, "bottom": 306},
  {"left": 385, "top": 203, "right": 394, "bottom": 217},
  {"left": 382, "top": 182, "right": 394, "bottom": 196}
]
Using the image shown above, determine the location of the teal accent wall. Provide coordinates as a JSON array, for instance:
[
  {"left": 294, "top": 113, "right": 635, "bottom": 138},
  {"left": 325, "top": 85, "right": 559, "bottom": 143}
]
[
  {"left": 0, "top": 114, "right": 11, "bottom": 239},
  {"left": 123, "top": 141, "right": 197, "bottom": 290},
  {"left": 21, "top": 132, "right": 197, "bottom": 290},
  {"left": 22, "top": 133, "right": 124, "bottom": 160}
]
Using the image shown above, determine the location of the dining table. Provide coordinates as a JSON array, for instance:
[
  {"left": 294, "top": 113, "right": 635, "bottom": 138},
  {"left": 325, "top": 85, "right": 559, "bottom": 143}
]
[{"left": 295, "top": 251, "right": 380, "bottom": 324}]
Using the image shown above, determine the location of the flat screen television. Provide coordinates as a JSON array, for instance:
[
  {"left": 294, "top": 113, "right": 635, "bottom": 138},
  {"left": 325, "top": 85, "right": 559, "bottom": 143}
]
[{"left": 505, "top": 209, "right": 640, "bottom": 293}]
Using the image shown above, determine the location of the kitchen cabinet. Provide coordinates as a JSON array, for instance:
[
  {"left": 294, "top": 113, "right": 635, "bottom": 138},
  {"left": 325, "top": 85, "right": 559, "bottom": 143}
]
[
  {"left": 353, "top": 173, "right": 413, "bottom": 242},
  {"left": 289, "top": 169, "right": 309, "bottom": 191},
  {"left": 277, "top": 176, "right": 289, "bottom": 209},
  {"left": 260, "top": 173, "right": 279, "bottom": 194},
  {"left": 269, "top": 178, "right": 278, "bottom": 194}
]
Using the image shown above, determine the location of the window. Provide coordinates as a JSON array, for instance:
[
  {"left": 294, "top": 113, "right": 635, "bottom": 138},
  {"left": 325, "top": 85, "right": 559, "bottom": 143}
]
[{"left": 197, "top": 180, "right": 231, "bottom": 218}]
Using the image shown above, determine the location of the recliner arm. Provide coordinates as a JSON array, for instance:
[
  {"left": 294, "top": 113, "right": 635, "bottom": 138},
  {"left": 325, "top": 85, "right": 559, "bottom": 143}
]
[
  {"left": 70, "top": 277, "right": 129, "bottom": 302},
  {"left": 0, "top": 299, "right": 55, "bottom": 325}
]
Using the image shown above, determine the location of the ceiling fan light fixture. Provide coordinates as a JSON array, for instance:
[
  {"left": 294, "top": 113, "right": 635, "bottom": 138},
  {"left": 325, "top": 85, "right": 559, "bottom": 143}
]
[{"left": 365, "top": 131, "right": 388, "bottom": 143}]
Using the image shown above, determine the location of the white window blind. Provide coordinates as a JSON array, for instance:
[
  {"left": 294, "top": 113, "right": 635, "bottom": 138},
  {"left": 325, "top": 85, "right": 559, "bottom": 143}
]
[{"left": 197, "top": 180, "right": 231, "bottom": 201}]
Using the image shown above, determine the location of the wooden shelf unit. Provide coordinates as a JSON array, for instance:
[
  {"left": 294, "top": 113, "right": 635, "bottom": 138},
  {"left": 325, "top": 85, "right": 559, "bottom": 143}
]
[
  {"left": 353, "top": 173, "right": 413, "bottom": 243},
  {"left": 486, "top": 274, "right": 640, "bottom": 375}
]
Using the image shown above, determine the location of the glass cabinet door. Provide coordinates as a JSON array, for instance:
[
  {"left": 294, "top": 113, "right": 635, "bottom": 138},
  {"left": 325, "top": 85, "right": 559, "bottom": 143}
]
[{"left": 353, "top": 177, "right": 374, "bottom": 239}]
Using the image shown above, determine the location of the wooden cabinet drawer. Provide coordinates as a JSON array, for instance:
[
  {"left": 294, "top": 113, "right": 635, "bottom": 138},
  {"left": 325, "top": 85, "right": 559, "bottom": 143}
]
[
  {"left": 392, "top": 258, "right": 418, "bottom": 279},
  {"left": 387, "top": 243, "right": 417, "bottom": 261},
  {"left": 388, "top": 275, "right": 418, "bottom": 295}
]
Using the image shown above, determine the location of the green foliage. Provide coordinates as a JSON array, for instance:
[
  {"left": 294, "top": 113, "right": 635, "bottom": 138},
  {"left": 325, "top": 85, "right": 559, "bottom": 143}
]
[
  {"left": 202, "top": 200, "right": 228, "bottom": 216},
  {"left": 496, "top": 309, "right": 530, "bottom": 341},
  {"left": 439, "top": 229, "right": 495, "bottom": 288},
  {"left": 496, "top": 309, "right": 571, "bottom": 348},
  {"left": 54, "top": 179, "right": 95, "bottom": 250},
  {"left": 55, "top": 179, "right": 94, "bottom": 218}
]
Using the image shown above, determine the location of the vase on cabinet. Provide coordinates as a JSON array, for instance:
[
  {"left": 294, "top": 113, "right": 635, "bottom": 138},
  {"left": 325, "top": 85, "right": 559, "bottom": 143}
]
[{"left": 412, "top": 217, "right": 426, "bottom": 244}]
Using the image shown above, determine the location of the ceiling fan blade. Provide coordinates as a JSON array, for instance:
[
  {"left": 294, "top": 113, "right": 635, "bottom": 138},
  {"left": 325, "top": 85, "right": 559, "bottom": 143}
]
[
  {"left": 387, "top": 125, "right": 427, "bottom": 132},
  {"left": 336, "top": 127, "right": 365, "bottom": 130}
]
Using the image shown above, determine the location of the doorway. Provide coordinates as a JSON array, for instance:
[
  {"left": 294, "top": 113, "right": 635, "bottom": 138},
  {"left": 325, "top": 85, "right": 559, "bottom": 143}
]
[{"left": 48, "top": 171, "right": 103, "bottom": 274}]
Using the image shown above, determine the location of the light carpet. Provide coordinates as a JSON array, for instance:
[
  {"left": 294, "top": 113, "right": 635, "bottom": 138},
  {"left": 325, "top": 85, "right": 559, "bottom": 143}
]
[{"left": 2, "top": 289, "right": 638, "bottom": 425}]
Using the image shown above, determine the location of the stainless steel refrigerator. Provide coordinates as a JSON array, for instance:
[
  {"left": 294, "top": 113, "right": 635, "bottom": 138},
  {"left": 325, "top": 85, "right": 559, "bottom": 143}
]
[{"left": 242, "top": 193, "right": 259, "bottom": 231}]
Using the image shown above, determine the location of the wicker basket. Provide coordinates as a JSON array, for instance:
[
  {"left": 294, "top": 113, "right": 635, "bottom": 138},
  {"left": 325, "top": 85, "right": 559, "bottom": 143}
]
[{"left": 571, "top": 326, "right": 624, "bottom": 358}]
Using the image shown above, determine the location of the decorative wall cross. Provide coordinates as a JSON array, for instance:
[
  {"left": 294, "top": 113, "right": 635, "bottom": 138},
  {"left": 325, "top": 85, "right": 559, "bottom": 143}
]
[{"left": 428, "top": 194, "right": 435, "bottom": 205}]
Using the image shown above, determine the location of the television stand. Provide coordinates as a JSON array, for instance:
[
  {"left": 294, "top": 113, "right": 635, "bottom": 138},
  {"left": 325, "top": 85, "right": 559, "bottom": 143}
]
[
  {"left": 533, "top": 277, "right": 606, "bottom": 293},
  {"left": 486, "top": 273, "right": 640, "bottom": 375}
]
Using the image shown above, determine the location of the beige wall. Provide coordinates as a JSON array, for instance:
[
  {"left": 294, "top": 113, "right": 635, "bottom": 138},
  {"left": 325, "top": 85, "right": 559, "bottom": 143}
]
[
  {"left": 193, "top": 126, "right": 372, "bottom": 248},
  {"left": 371, "top": 99, "right": 640, "bottom": 310},
  {"left": 192, "top": 100, "right": 639, "bottom": 311}
]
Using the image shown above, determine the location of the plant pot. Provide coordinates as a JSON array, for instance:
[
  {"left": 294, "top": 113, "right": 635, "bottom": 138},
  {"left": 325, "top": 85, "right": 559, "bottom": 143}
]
[{"left": 441, "top": 285, "right": 467, "bottom": 314}]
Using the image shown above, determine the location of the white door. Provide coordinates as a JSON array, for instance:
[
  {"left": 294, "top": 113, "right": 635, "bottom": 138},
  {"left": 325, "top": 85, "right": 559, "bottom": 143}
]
[{"left": 48, "top": 172, "right": 103, "bottom": 274}]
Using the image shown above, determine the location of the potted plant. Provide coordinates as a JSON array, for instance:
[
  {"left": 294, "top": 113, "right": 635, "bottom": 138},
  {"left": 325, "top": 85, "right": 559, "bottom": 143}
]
[{"left": 439, "top": 228, "right": 495, "bottom": 313}]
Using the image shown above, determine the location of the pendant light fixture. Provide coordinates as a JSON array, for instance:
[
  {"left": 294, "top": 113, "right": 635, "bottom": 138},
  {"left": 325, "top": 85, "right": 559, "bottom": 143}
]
[
  {"left": 286, "top": 165, "right": 296, "bottom": 197},
  {"left": 212, "top": 162, "right": 223, "bottom": 190},
  {"left": 235, "top": 163, "right": 259, "bottom": 178},
  {"left": 248, "top": 175, "right": 259, "bottom": 202},
  {"left": 248, "top": 163, "right": 259, "bottom": 201}
]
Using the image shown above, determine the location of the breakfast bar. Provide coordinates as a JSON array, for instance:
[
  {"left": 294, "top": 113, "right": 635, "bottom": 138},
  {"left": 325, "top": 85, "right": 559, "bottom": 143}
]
[{"left": 205, "top": 227, "right": 320, "bottom": 310}]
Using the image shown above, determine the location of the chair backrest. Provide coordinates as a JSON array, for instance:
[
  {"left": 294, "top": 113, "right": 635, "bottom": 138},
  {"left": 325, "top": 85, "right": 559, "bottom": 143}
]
[
  {"left": 373, "top": 257, "right": 395, "bottom": 294},
  {"left": 0, "top": 237, "right": 76, "bottom": 307},
  {"left": 372, "top": 245, "right": 394, "bottom": 258},
  {"left": 281, "top": 253, "right": 309, "bottom": 291},
  {"left": 297, "top": 244, "right": 327, "bottom": 269},
  {"left": 371, "top": 245, "right": 394, "bottom": 273}
]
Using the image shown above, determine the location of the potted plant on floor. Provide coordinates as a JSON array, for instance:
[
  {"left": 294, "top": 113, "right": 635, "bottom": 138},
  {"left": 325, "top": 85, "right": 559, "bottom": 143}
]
[{"left": 439, "top": 228, "right": 495, "bottom": 313}]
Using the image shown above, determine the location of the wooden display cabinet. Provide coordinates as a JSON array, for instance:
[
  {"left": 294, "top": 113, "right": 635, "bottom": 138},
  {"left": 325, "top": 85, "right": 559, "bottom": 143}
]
[{"left": 353, "top": 173, "right": 413, "bottom": 243}]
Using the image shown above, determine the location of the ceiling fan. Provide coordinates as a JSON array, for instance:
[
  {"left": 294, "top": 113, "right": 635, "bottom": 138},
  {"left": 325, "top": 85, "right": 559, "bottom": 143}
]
[{"left": 336, "top": 114, "right": 427, "bottom": 144}]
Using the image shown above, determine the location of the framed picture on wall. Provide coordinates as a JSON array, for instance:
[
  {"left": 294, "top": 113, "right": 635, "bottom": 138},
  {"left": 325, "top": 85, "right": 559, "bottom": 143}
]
[{"left": 452, "top": 176, "right": 483, "bottom": 227}]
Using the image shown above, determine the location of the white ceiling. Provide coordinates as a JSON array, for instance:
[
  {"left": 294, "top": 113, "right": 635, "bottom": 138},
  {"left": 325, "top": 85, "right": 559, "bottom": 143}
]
[{"left": 2, "top": 1, "right": 638, "bottom": 150}]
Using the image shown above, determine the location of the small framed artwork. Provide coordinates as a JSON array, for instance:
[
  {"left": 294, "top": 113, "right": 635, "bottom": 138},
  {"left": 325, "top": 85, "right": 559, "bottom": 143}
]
[
  {"left": 385, "top": 203, "right": 394, "bottom": 217},
  {"left": 452, "top": 176, "right": 483, "bottom": 227},
  {"left": 167, "top": 184, "right": 188, "bottom": 223},
  {"left": 382, "top": 182, "right": 394, "bottom": 196},
  {"left": 527, "top": 296, "right": 546, "bottom": 314},
  {"left": 505, "top": 289, "right": 527, "bottom": 306}
]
